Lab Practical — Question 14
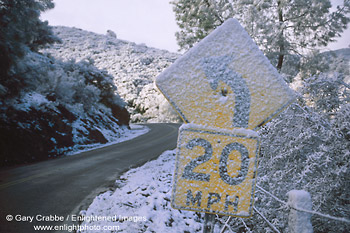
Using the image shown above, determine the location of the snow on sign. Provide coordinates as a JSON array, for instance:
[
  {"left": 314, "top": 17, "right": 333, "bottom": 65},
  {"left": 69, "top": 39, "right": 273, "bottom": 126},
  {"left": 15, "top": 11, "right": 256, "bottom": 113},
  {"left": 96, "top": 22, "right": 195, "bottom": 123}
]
[
  {"left": 156, "top": 18, "right": 295, "bottom": 218},
  {"left": 172, "top": 126, "right": 259, "bottom": 217},
  {"left": 156, "top": 18, "right": 295, "bottom": 130}
]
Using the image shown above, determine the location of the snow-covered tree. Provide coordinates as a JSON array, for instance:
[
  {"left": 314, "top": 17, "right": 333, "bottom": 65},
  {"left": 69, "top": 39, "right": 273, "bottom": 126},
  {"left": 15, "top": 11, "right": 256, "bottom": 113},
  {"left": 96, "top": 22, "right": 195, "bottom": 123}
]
[
  {"left": 0, "top": 0, "right": 59, "bottom": 98},
  {"left": 298, "top": 49, "right": 350, "bottom": 116},
  {"left": 302, "top": 72, "right": 350, "bottom": 115},
  {"left": 171, "top": 0, "right": 350, "bottom": 71}
]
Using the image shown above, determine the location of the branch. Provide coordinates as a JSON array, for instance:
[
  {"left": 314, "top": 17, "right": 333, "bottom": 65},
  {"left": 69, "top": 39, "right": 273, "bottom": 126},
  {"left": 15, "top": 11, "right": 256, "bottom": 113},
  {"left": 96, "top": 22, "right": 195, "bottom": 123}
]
[
  {"left": 254, "top": 207, "right": 281, "bottom": 233},
  {"left": 203, "top": 0, "right": 224, "bottom": 24}
]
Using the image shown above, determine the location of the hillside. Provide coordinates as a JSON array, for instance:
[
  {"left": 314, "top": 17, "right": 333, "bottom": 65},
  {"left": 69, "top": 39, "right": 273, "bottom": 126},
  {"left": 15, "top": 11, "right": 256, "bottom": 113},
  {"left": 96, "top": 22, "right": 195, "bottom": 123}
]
[
  {"left": 0, "top": 50, "right": 132, "bottom": 166},
  {"left": 0, "top": 2, "right": 136, "bottom": 166},
  {"left": 333, "top": 48, "right": 350, "bottom": 82},
  {"left": 334, "top": 48, "right": 350, "bottom": 60},
  {"left": 43, "top": 27, "right": 181, "bottom": 123}
]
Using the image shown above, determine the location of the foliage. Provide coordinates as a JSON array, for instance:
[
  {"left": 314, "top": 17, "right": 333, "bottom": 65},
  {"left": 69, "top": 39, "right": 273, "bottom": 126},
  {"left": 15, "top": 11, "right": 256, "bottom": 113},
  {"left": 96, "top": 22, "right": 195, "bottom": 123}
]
[
  {"left": 171, "top": 0, "right": 350, "bottom": 72},
  {"left": 302, "top": 72, "right": 350, "bottom": 115},
  {"left": 0, "top": 0, "right": 60, "bottom": 98},
  {"left": 212, "top": 49, "right": 350, "bottom": 231},
  {"left": 298, "top": 49, "right": 350, "bottom": 116},
  {"left": 0, "top": 51, "right": 130, "bottom": 166},
  {"left": 300, "top": 50, "right": 350, "bottom": 79},
  {"left": 216, "top": 99, "right": 349, "bottom": 232},
  {"left": 42, "top": 26, "right": 181, "bottom": 123},
  {"left": 0, "top": 2, "right": 130, "bottom": 166},
  {"left": 253, "top": 102, "right": 350, "bottom": 233}
]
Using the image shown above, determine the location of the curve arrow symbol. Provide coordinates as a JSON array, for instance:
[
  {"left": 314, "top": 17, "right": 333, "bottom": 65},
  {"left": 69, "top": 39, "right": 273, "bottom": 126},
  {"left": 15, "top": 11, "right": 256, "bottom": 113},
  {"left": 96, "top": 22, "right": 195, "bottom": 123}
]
[{"left": 201, "top": 56, "right": 251, "bottom": 128}]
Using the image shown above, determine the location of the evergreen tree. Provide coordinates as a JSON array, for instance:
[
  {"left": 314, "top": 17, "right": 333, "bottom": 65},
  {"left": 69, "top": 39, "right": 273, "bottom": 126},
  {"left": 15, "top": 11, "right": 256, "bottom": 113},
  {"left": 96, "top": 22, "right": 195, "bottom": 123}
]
[
  {"left": 171, "top": 0, "right": 350, "bottom": 71},
  {"left": 0, "top": 0, "right": 59, "bottom": 98}
]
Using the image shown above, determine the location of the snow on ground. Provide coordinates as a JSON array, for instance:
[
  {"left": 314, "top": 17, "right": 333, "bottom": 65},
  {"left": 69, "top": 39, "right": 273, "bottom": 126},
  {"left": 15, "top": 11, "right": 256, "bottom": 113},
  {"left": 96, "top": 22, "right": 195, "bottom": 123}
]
[
  {"left": 67, "top": 124, "right": 150, "bottom": 156},
  {"left": 78, "top": 150, "right": 203, "bottom": 233}
]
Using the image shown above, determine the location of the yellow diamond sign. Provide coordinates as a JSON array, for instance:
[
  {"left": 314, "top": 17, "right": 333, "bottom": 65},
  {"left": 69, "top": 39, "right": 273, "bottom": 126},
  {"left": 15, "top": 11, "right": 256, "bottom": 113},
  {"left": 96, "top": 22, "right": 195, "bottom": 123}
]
[
  {"left": 156, "top": 18, "right": 295, "bottom": 130},
  {"left": 172, "top": 126, "right": 259, "bottom": 217},
  {"left": 156, "top": 18, "right": 295, "bottom": 218}
]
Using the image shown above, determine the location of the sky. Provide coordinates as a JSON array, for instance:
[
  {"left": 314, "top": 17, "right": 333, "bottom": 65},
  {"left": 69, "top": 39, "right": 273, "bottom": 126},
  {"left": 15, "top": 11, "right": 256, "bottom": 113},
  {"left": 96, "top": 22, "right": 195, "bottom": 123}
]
[
  {"left": 41, "top": 0, "right": 350, "bottom": 53},
  {"left": 41, "top": 0, "right": 180, "bottom": 53}
]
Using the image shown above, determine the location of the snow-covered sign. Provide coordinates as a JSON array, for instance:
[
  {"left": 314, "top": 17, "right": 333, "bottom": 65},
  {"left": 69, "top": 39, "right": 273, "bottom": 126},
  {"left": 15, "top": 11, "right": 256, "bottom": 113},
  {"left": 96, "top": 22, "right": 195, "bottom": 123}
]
[
  {"left": 156, "top": 18, "right": 295, "bottom": 130},
  {"left": 172, "top": 125, "right": 259, "bottom": 217},
  {"left": 156, "top": 18, "right": 295, "bottom": 218}
]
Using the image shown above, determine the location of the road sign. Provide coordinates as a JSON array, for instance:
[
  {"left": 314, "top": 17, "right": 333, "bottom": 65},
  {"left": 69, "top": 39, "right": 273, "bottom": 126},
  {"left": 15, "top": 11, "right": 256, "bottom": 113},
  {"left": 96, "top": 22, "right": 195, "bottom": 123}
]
[
  {"left": 172, "top": 126, "right": 259, "bottom": 217},
  {"left": 156, "top": 18, "right": 295, "bottom": 220},
  {"left": 156, "top": 18, "right": 295, "bottom": 130}
]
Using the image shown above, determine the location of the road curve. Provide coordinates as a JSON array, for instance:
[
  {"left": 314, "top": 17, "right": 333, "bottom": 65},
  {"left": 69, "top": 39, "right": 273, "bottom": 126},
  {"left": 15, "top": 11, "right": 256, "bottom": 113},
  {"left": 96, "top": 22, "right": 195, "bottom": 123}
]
[{"left": 0, "top": 123, "right": 180, "bottom": 233}]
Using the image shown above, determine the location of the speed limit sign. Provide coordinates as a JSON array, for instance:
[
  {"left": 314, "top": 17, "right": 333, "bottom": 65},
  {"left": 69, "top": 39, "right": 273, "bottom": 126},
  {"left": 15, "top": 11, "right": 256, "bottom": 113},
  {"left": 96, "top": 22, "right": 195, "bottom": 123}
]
[
  {"left": 156, "top": 18, "right": 294, "bottom": 219},
  {"left": 171, "top": 126, "right": 259, "bottom": 217}
]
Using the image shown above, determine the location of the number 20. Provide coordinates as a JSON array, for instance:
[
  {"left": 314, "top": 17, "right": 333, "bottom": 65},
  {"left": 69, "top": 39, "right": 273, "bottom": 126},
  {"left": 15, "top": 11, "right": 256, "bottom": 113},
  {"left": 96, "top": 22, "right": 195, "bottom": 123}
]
[{"left": 182, "top": 138, "right": 249, "bottom": 186}]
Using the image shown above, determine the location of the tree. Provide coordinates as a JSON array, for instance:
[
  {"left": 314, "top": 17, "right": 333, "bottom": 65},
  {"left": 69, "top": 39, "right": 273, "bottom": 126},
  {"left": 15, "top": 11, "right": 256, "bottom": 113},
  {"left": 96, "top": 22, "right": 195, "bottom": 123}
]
[
  {"left": 171, "top": 0, "right": 350, "bottom": 71},
  {"left": 0, "top": 0, "right": 59, "bottom": 98}
]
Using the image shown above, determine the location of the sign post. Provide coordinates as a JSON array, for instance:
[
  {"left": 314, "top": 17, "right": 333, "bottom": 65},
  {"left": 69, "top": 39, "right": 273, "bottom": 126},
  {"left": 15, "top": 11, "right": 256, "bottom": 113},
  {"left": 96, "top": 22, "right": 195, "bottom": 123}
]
[
  {"left": 156, "top": 18, "right": 295, "bottom": 231},
  {"left": 203, "top": 213, "right": 215, "bottom": 233}
]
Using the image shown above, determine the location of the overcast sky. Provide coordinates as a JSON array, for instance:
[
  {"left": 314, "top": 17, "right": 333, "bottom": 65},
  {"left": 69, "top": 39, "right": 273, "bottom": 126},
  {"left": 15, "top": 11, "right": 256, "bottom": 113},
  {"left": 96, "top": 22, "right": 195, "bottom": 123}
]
[
  {"left": 41, "top": 0, "right": 349, "bottom": 53},
  {"left": 41, "top": 0, "right": 180, "bottom": 52}
]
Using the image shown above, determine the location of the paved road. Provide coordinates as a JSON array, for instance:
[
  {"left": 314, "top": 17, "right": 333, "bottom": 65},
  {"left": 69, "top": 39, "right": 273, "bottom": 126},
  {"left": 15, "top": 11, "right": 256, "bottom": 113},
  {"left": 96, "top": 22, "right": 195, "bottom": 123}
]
[{"left": 0, "top": 123, "right": 180, "bottom": 233}]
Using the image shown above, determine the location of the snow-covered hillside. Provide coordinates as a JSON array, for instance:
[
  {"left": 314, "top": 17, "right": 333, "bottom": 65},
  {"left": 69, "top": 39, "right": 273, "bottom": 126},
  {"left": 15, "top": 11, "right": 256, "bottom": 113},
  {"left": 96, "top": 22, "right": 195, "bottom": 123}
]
[
  {"left": 43, "top": 27, "right": 181, "bottom": 123},
  {"left": 333, "top": 48, "right": 350, "bottom": 81},
  {"left": 334, "top": 48, "right": 350, "bottom": 60},
  {"left": 0, "top": 50, "right": 132, "bottom": 166}
]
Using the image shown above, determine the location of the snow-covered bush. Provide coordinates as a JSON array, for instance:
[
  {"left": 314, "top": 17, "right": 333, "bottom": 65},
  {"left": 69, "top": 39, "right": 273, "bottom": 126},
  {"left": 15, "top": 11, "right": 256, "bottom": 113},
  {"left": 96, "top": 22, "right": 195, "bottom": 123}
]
[
  {"left": 208, "top": 102, "right": 349, "bottom": 232},
  {"left": 0, "top": 51, "right": 130, "bottom": 166},
  {"left": 42, "top": 26, "right": 181, "bottom": 123},
  {"left": 243, "top": 53, "right": 349, "bottom": 232},
  {"left": 208, "top": 50, "right": 350, "bottom": 232},
  {"left": 302, "top": 72, "right": 350, "bottom": 116},
  {"left": 251, "top": 103, "right": 349, "bottom": 232}
]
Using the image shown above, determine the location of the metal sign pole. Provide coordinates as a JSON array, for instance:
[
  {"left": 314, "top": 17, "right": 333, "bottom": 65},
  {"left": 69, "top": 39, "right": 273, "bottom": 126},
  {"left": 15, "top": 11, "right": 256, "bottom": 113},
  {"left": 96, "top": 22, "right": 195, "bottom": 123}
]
[{"left": 203, "top": 213, "right": 215, "bottom": 233}]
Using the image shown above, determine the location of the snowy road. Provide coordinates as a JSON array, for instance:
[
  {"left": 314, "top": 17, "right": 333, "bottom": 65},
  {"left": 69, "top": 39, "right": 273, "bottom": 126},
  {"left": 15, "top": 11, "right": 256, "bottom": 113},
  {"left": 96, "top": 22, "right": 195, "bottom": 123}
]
[{"left": 0, "top": 123, "right": 180, "bottom": 233}]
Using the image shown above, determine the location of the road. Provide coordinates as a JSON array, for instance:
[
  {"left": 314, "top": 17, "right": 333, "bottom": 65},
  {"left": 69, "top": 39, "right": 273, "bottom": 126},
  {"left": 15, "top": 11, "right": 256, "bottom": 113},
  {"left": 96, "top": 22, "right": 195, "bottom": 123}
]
[{"left": 0, "top": 123, "right": 180, "bottom": 233}]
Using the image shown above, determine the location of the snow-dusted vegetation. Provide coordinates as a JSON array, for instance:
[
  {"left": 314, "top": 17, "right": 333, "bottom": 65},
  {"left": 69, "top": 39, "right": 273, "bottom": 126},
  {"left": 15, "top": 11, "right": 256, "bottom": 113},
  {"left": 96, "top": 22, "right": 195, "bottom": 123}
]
[
  {"left": 0, "top": 1, "right": 130, "bottom": 166},
  {"left": 0, "top": 50, "right": 131, "bottom": 166},
  {"left": 42, "top": 26, "right": 181, "bottom": 123}
]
